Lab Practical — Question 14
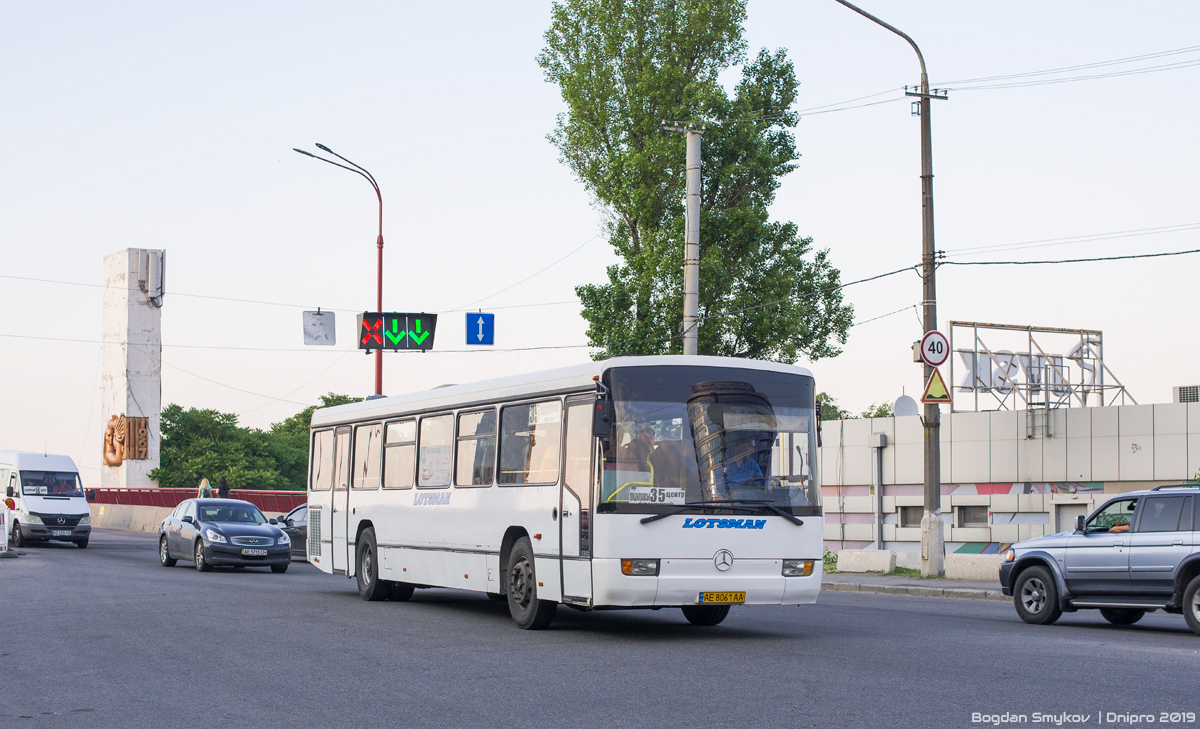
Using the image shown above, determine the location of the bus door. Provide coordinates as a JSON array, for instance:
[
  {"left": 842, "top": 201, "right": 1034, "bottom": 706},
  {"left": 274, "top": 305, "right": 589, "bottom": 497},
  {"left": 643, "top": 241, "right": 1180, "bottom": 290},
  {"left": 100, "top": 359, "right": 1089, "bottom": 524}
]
[
  {"left": 560, "top": 400, "right": 593, "bottom": 602},
  {"left": 332, "top": 427, "right": 352, "bottom": 573}
]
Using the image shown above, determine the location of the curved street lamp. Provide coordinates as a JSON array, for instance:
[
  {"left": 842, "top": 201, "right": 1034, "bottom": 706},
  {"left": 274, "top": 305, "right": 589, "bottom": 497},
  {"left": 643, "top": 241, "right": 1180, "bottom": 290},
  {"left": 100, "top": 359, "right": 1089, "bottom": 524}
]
[
  {"left": 294, "top": 144, "right": 386, "bottom": 397},
  {"left": 832, "top": 0, "right": 948, "bottom": 576}
]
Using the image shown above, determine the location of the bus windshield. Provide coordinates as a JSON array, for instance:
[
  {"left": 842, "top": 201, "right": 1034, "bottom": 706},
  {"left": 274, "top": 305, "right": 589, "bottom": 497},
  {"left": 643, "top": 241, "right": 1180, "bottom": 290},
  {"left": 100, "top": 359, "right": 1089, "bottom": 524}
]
[
  {"left": 598, "top": 365, "right": 819, "bottom": 516},
  {"left": 20, "top": 471, "right": 84, "bottom": 497}
]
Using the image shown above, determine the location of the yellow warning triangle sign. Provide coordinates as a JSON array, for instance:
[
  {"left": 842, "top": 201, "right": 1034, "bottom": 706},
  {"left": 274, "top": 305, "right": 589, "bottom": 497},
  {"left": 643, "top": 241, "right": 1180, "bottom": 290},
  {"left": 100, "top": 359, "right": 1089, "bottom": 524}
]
[{"left": 921, "top": 368, "right": 952, "bottom": 404}]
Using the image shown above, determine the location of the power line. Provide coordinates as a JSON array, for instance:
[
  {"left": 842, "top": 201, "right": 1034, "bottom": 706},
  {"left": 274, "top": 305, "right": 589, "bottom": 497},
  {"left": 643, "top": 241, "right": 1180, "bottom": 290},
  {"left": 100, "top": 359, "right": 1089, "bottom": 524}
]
[
  {"left": 943, "top": 222, "right": 1200, "bottom": 258},
  {"left": 445, "top": 235, "right": 598, "bottom": 312},
  {"left": 948, "top": 58, "right": 1200, "bottom": 92},
  {"left": 936, "top": 43, "right": 1200, "bottom": 85},
  {"left": 850, "top": 304, "right": 917, "bottom": 328},
  {"left": 940, "top": 247, "right": 1200, "bottom": 267}
]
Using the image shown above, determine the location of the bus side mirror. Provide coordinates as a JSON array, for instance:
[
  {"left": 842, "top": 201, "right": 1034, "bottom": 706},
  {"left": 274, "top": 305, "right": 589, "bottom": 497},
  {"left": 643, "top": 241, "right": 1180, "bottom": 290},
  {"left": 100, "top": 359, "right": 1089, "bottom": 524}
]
[
  {"left": 592, "top": 397, "right": 613, "bottom": 438},
  {"left": 5, "top": 486, "right": 12, "bottom": 498},
  {"left": 1075, "top": 515, "right": 1085, "bottom": 532},
  {"left": 815, "top": 401, "right": 823, "bottom": 448}
]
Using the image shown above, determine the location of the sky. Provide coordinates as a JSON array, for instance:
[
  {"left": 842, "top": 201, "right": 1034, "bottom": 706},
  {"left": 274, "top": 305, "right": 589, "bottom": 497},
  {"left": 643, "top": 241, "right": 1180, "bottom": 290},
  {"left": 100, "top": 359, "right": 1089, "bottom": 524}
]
[{"left": 2, "top": 2, "right": 1198, "bottom": 487}]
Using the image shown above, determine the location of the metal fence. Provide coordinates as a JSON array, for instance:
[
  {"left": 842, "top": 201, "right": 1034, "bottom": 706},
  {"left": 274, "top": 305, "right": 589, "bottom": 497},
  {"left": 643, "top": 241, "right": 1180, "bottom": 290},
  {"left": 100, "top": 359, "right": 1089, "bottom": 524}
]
[{"left": 87, "top": 488, "right": 305, "bottom": 515}]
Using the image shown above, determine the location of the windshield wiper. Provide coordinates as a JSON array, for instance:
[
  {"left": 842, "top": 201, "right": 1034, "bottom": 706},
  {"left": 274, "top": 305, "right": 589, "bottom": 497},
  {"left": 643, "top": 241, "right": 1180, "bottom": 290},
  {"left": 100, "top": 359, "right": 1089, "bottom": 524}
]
[{"left": 640, "top": 500, "right": 803, "bottom": 526}]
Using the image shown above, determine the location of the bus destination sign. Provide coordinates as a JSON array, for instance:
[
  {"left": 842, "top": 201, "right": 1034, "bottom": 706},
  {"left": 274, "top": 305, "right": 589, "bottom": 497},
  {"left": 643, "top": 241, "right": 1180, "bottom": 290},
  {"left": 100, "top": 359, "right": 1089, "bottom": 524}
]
[{"left": 357, "top": 312, "right": 438, "bottom": 351}]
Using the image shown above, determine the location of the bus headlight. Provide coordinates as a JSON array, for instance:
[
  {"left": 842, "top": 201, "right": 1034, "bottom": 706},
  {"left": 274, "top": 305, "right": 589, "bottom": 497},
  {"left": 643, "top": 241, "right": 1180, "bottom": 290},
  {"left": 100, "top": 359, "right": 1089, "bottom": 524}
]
[
  {"left": 782, "top": 559, "right": 814, "bottom": 577},
  {"left": 621, "top": 559, "right": 659, "bottom": 576}
]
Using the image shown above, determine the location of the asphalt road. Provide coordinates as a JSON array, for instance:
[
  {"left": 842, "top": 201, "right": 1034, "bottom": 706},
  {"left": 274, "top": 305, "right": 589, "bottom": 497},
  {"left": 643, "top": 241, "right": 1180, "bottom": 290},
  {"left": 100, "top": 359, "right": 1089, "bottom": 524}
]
[{"left": 2, "top": 529, "right": 1197, "bottom": 729}]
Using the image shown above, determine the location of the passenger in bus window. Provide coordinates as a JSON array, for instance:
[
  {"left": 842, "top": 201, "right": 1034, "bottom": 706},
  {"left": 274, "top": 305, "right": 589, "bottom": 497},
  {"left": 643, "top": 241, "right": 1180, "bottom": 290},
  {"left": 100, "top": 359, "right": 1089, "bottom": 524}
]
[{"left": 623, "top": 428, "right": 654, "bottom": 470}]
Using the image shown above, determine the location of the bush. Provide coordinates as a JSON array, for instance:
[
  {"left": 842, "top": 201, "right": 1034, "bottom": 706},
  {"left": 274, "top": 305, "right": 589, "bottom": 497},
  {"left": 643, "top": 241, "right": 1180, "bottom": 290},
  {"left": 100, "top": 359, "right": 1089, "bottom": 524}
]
[{"left": 823, "top": 547, "right": 838, "bottom": 574}]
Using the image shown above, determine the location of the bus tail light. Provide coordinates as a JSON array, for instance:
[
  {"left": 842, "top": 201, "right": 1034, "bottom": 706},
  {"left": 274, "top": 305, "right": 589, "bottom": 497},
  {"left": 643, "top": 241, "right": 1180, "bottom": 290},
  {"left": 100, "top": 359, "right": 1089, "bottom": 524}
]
[
  {"left": 782, "top": 560, "right": 814, "bottom": 577},
  {"left": 621, "top": 559, "right": 659, "bottom": 576}
]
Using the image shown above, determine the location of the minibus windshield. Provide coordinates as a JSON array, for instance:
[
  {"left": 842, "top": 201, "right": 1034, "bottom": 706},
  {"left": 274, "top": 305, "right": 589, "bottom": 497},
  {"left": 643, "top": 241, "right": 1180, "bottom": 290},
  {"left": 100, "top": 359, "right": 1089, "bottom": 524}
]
[
  {"left": 598, "top": 366, "right": 819, "bottom": 516},
  {"left": 20, "top": 471, "right": 83, "bottom": 497}
]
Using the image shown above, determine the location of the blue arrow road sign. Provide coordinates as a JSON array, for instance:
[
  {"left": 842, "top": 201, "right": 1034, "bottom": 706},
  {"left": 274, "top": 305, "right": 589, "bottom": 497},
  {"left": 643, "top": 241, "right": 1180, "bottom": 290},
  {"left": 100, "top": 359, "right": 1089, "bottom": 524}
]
[{"left": 466, "top": 313, "right": 494, "bottom": 346}]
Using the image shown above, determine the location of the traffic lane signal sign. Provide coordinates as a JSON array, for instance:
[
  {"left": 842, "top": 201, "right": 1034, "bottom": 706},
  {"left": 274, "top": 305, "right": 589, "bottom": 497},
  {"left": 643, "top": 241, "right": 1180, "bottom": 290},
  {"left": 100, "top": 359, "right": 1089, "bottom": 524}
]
[
  {"left": 357, "top": 312, "right": 438, "bottom": 351},
  {"left": 467, "top": 313, "right": 494, "bottom": 346}
]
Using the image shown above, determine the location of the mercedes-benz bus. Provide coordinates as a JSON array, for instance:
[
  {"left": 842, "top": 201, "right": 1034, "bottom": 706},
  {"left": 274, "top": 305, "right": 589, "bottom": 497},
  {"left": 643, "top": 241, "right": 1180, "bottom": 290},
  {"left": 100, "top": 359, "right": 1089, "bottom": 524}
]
[{"left": 306, "top": 355, "right": 823, "bottom": 629}]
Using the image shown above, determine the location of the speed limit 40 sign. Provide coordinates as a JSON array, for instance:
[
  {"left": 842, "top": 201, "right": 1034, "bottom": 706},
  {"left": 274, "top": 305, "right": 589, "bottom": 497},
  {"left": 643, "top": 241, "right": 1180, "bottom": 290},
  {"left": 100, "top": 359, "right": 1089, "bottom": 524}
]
[{"left": 920, "top": 330, "right": 949, "bottom": 367}]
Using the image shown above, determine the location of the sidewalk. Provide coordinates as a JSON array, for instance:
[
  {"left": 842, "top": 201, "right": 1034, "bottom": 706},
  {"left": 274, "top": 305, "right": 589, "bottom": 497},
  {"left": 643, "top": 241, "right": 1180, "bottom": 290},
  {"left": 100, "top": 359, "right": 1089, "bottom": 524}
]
[{"left": 823, "top": 572, "right": 1010, "bottom": 602}]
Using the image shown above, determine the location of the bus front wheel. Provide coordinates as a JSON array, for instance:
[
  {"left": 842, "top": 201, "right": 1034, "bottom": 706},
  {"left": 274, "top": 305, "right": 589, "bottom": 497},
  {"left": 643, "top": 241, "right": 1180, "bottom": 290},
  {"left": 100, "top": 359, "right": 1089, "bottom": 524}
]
[
  {"left": 682, "top": 605, "right": 730, "bottom": 626},
  {"left": 506, "top": 537, "right": 556, "bottom": 630}
]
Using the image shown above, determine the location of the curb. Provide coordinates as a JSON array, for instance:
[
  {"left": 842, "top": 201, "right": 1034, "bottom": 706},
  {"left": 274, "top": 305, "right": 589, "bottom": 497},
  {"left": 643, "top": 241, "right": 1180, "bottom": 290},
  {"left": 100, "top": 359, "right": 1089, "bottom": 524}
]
[{"left": 823, "top": 581, "right": 1009, "bottom": 602}]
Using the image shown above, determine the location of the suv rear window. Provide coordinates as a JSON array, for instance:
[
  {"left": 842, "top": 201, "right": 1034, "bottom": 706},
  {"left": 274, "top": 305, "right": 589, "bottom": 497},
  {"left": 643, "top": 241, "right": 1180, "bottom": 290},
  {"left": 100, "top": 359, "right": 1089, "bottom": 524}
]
[{"left": 1136, "top": 496, "right": 1187, "bottom": 532}]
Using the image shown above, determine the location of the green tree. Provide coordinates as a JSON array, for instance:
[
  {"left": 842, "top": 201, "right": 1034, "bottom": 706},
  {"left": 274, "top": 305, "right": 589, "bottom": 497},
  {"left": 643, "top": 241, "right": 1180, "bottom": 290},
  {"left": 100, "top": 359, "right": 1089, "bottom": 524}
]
[
  {"left": 860, "top": 402, "right": 894, "bottom": 419},
  {"left": 150, "top": 393, "right": 361, "bottom": 491},
  {"left": 538, "top": 0, "right": 853, "bottom": 361},
  {"left": 816, "top": 392, "right": 851, "bottom": 421}
]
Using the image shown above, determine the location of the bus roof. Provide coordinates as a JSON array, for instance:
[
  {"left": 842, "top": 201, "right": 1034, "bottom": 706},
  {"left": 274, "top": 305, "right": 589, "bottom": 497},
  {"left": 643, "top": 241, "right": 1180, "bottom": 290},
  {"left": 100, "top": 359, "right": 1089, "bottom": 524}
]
[
  {"left": 309, "top": 355, "right": 814, "bottom": 428},
  {"left": 0, "top": 451, "right": 80, "bottom": 472}
]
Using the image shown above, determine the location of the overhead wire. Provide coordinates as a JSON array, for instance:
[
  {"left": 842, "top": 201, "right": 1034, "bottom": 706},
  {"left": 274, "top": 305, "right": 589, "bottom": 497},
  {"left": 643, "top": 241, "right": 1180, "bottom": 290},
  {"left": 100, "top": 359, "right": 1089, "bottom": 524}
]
[{"left": 942, "top": 222, "right": 1200, "bottom": 258}]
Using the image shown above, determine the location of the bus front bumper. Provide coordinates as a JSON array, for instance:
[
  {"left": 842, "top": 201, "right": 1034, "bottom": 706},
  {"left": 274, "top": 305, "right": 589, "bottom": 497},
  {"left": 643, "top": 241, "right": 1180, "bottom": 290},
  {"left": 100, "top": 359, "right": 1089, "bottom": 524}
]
[{"left": 592, "top": 557, "right": 822, "bottom": 608}]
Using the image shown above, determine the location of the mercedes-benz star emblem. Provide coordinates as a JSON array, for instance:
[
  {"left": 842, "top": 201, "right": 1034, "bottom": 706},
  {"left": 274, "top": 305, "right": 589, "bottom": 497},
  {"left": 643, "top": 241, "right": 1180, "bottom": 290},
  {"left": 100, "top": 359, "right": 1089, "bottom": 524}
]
[
  {"left": 56, "top": 517, "right": 66, "bottom": 525},
  {"left": 713, "top": 550, "right": 734, "bottom": 572}
]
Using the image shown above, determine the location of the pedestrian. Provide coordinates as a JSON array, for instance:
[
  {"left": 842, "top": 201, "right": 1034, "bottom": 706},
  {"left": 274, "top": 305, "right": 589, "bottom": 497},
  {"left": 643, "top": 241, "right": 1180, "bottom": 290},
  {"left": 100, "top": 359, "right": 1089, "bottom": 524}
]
[
  {"left": 197, "top": 478, "right": 211, "bottom": 498},
  {"left": 217, "top": 476, "right": 229, "bottom": 499}
]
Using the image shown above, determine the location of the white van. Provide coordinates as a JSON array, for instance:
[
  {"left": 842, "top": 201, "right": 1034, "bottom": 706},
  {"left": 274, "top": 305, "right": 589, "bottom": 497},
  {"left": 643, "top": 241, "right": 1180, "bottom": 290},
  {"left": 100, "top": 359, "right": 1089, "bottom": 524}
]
[{"left": 1, "top": 452, "right": 91, "bottom": 548}]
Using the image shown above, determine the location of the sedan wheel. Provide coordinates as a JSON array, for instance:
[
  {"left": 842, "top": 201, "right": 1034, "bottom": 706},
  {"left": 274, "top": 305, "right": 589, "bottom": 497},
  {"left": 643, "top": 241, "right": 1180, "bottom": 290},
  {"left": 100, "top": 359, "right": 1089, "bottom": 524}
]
[
  {"left": 159, "top": 536, "right": 177, "bottom": 567},
  {"left": 194, "top": 540, "right": 212, "bottom": 572}
]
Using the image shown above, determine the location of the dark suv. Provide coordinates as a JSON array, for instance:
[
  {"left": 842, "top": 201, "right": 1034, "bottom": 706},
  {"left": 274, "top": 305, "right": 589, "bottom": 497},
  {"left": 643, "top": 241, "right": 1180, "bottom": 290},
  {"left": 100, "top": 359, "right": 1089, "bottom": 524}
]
[{"left": 1000, "top": 484, "right": 1200, "bottom": 635}]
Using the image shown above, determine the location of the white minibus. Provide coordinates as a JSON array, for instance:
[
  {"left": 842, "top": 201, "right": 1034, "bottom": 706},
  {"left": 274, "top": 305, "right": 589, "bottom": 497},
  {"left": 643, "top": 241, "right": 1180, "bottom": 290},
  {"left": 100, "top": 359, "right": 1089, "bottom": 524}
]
[
  {"left": 306, "top": 355, "right": 823, "bottom": 629},
  {"left": 1, "top": 452, "right": 91, "bottom": 548}
]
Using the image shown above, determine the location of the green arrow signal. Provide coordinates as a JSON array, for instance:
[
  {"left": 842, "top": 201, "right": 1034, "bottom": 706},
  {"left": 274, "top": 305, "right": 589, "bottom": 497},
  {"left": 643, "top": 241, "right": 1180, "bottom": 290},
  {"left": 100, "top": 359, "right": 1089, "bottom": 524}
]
[
  {"left": 410, "top": 319, "right": 429, "bottom": 345},
  {"left": 385, "top": 318, "right": 407, "bottom": 345}
]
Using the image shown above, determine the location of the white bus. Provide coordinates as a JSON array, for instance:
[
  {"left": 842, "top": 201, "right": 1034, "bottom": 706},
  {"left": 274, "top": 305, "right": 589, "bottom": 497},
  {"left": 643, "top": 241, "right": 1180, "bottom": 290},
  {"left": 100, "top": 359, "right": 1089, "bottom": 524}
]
[{"left": 306, "top": 355, "right": 823, "bottom": 629}]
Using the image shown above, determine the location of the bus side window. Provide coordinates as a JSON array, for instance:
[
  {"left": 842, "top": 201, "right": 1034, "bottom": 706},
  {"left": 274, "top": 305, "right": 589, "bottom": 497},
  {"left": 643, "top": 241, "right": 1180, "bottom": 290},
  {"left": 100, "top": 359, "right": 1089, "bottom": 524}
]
[
  {"left": 383, "top": 420, "right": 416, "bottom": 489},
  {"left": 498, "top": 401, "right": 562, "bottom": 485},
  {"left": 310, "top": 430, "right": 334, "bottom": 491},
  {"left": 417, "top": 415, "right": 454, "bottom": 488},
  {"left": 563, "top": 403, "right": 592, "bottom": 505},
  {"left": 352, "top": 423, "right": 382, "bottom": 490}
]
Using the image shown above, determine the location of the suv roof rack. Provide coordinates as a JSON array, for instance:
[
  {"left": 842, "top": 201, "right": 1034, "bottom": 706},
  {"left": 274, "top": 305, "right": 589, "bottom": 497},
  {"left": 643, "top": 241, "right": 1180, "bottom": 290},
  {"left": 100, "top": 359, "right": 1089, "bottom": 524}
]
[{"left": 1150, "top": 483, "right": 1200, "bottom": 491}]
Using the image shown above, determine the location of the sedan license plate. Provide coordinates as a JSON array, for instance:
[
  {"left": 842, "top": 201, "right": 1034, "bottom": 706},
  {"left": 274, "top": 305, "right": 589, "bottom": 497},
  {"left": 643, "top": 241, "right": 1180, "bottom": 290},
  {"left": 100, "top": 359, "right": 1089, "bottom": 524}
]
[
  {"left": 241, "top": 548, "right": 268, "bottom": 556},
  {"left": 698, "top": 591, "right": 745, "bottom": 604}
]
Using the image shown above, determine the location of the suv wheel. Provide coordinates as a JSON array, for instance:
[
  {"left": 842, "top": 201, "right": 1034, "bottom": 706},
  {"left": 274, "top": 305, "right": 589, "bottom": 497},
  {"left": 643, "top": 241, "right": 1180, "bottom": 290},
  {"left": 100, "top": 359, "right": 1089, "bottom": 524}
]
[
  {"left": 1099, "top": 608, "right": 1146, "bottom": 626},
  {"left": 1013, "top": 566, "right": 1062, "bottom": 625},
  {"left": 1184, "top": 575, "right": 1200, "bottom": 636}
]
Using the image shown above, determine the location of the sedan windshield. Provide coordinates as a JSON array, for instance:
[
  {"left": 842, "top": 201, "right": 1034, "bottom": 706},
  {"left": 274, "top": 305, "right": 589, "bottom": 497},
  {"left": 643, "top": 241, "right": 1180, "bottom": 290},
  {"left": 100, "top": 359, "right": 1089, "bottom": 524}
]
[
  {"left": 598, "top": 365, "right": 819, "bottom": 516},
  {"left": 21, "top": 471, "right": 83, "bottom": 497},
  {"left": 197, "top": 504, "right": 267, "bottom": 524}
]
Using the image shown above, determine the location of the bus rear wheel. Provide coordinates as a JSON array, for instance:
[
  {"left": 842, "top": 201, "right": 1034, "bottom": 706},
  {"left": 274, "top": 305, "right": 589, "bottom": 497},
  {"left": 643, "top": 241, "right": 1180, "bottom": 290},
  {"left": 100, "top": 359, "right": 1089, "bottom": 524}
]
[
  {"left": 356, "top": 528, "right": 388, "bottom": 601},
  {"left": 682, "top": 605, "right": 730, "bottom": 626},
  {"left": 506, "top": 537, "right": 556, "bottom": 630}
]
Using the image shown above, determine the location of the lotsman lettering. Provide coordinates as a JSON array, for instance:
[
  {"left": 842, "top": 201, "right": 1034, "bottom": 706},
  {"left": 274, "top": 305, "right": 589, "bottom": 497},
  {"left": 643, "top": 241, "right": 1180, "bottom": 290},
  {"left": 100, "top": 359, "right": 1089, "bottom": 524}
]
[{"left": 682, "top": 518, "right": 695, "bottom": 528}]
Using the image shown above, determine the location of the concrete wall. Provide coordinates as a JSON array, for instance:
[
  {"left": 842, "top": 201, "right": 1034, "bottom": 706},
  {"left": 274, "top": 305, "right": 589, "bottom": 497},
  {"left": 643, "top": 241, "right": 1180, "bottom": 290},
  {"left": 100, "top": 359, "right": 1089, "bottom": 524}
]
[
  {"left": 821, "top": 403, "right": 1198, "bottom": 554},
  {"left": 90, "top": 503, "right": 173, "bottom": 533},
  {"left": 101, "top": 248, "right": 163, "bottom": 489}
]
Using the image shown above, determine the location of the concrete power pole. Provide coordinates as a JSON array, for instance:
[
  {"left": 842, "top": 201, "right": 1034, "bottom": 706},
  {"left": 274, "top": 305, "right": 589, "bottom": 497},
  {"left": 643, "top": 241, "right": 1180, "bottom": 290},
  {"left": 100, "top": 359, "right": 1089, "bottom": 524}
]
[
  {"left": 664, "top": 122, "right": 703, "bottom": 356},
  {"left": 682, "top": 128, "right": 702, "bottom": 356},
  {"left": 833, "top": 0, "right": 947, "bottom": 575}
]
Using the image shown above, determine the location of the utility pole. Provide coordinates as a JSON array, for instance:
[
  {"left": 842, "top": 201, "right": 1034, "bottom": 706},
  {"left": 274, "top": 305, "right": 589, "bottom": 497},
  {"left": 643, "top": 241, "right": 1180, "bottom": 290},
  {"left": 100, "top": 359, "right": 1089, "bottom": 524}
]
[
  {"left": 833, "top": 0, "right": 947, "bottom": 575},
  {"left": 664, "top": 122, "right": 703, "bottom": 356}
]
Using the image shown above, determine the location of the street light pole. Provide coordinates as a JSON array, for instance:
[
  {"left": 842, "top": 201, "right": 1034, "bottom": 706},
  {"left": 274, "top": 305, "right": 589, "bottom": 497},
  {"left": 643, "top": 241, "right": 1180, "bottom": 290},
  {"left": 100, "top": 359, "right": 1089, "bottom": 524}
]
[
  {"left": 293, "top": 144, "right": 386, "bottom": 397},
  {"left": 833, "top": 0, "right": 947, "bottom": 576}
]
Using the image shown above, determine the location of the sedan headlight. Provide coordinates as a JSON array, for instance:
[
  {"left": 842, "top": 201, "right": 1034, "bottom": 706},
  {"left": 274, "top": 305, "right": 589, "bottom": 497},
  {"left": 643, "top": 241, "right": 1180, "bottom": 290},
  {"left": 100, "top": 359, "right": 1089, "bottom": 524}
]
[
  {"left": 78, "top": 515, "right": 90, "bottom": 526},
  {"left": 204, "top": 528, "right": 227, "bottom": 544},
  {"left": 25, "top": 514, "right": 43, "bottom": 525},
  {"left": 1001, "top": 548, "right": 1015, "bottom": 563},
  {"left": 782, "top": 559, "right": 815, "bottom": 577},
  {"left": 277, "top": 532, "right": 290, "bottom": 545}
]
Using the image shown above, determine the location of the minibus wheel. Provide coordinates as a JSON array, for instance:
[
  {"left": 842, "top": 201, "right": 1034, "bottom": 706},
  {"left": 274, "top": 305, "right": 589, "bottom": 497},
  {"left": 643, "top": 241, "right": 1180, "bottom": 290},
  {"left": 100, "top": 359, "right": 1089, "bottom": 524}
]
[
  {"left": 75, "top": 537, "right": 88, "bottom": 549},
  {"left": 682, "top": 605, "right": 730, "bottom": 626},
  {"left": 11, "top": 522, "right": 25, "bottom": 548}
]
